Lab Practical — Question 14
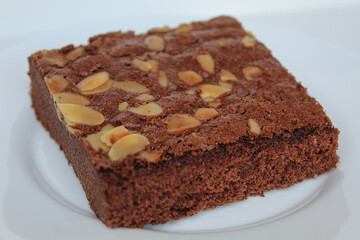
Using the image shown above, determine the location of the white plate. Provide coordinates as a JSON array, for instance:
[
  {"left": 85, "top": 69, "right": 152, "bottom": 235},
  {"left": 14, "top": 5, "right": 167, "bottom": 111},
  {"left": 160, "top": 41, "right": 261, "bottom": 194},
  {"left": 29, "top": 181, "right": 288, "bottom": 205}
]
[{"left": 1, "top": 16, "right": 359, "bottom": 240}]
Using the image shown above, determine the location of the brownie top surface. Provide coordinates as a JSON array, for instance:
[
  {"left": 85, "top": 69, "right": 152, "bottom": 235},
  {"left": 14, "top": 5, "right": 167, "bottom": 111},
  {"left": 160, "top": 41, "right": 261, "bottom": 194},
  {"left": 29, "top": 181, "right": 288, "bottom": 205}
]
[{"left": 30, "top": 16, "right": 331, "bottom": 165}]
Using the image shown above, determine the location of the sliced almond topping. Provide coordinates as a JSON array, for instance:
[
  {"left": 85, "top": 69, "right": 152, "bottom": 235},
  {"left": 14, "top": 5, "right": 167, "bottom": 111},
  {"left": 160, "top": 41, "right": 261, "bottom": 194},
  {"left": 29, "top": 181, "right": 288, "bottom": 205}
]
[
  {"left": 247, "top": 31, "right": 255, "bottom": 38},
  {"left": 42, "top": 50, "right": 65, "bottom": 66},
  {"left": 136, "top": 94, "right": 155, "bottom": 101},
  {"left": 77, "top": 72, "right": 110, "bottom": 92},
  {"left": 198, "top": 84, "right": 231, "bottom": 99},
  {"left": 218, "top": 81, "right": 233, "bottom": 89},
  {"left": 216, "top": 38, "right": 229, "bottom": 47},
  {"left": 241, "top": 36, "right": 256, "bottom": 47},
  {"left": 158, "top": 71, "right": 168, "bottom": 87},
  {"left": 208, "top": 101, "right": 221, "bottom": 107},
  {"left": 166, "top": 114, "right": 201, "bottom": 133},
  {"left": 194, "top": 108, "right": 219, "bottom": 120},
  {"left": 129, "top": 102, "right": 163, "bottom": 116},
  {"left": 118, "top": 102, "right": 129, "bottom": 112},
  {"left": 176, "top": 24, "right": 194, "bottom": 32},
  {"left": 58, "top": 104, "right": 105, "bottom": 126},
  {"left": 81, "top": 80, "right": 113, "bottom": 95},
  {"left": 100, "top": 126, "right": 131, "bottom": 147},
  {"left": 53, "top": 92, "right": 90, "bottom": 106},
  {"left": 113, "top": 81, "right": 149, "bottom": 93},
  {"left": 149, "top": 25, "right": 170, "bottom": 32},
  {"left": 108, "top": 134, "right": 150, "bottom": 161},
  {"left": 132, "top": 59, "right": 152, "bottom": 72},
  {"left": 66, "top": 125, "right": 82, "bottom": 135},
  {"left": 178, "top": 71, "right": 203, "bottom": 86},
  {"left": 86, "top": 124, "right": 114, "bottom": 151},
  {"left": 186, "top": 89, "right": 196, "bottom": 95},
  {"left": 191, "top": 132, "right": 197, "bottom": 138},
  {"left": 243, "top": 67, "right": 262, "bottom": 80},
  {"left": 146, "top": 59, "right": 159, "bottom": 72},
  {"left": 65, "top": 47, "right": 84, "bottom": 60},
  {"left": 221, "top": 69, "right": 238, "bottom": 81},
  {"left": 202, "top": 96, "right": 215, "bottom": 102},
  {"left": 144, "top": 35, "right": 165, "bottom": 51},
  {"left": 248, "top": 119, "right": 261, "bottom": 135},
  {"left": 196, "top": 54, "right": 215, "bottom": 74},
  {"left": 139, "top": 151, "right": 161, "bottom": 162},
  {"left": 44, "top": 75, "right": 68, "bottom": 94}
]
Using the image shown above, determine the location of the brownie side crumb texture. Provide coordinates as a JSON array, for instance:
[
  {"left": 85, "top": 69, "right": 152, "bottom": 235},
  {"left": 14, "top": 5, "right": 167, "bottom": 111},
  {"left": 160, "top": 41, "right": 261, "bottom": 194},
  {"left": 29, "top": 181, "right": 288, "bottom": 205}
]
[{"left": 28, "top": 16, "right": 339, "bottom": 228}]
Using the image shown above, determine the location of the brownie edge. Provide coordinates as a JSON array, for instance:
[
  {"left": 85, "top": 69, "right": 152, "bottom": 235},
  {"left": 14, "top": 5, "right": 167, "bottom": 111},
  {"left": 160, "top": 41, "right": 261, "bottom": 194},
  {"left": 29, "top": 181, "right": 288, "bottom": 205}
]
[{"left": 28, "top": 16, "right": 339, "bottom": 228}]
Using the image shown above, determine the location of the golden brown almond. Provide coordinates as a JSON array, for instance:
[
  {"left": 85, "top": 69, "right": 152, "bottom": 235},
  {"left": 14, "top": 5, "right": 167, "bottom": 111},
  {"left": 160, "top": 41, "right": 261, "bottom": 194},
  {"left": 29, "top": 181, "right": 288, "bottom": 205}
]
[
  {"left": 158, "top": 71, "right": 168, "bottom": 87},
  {"left": 146, "top": 59, "right": 159, "bottom": 72},
  {"left": 118, "top": 102, "right": 129, "bottom": 112},
  {"left": 42, "top": 50, "right": 65, "bottom": 66},
  {"left": 241, "top": 36, "right": 256, "bottom": 47},
  {"left": 144, "top": 35, "right": 165, "bottom": 51},
  {"left": 108, "top": 134, "right": 150, "bottom": 161},
  {"left": 178, "top": 71, "right": 203, "bottom": 86},
  {"left": 65, "top": 47, "right": 84, "bottom": 60},
  {"left": 136, "top": 94, "right": 155, "bottom": 101},
  {"left": 66, "top": 125, "right": 82, "bottom": 135},
  {"left": 86, "top": 124, "right": 114, "bottom": 151},
  {"left": 216, "top": 38, "right": 229, "bottom": 47},
  {"left": 208, "top": 101, "right": 221, "bottom": 107},
  {"left": 149, "top": 25, "right": 170, "bottom": 33},
  {"left": 132, "top": 59, "right": 152, "bottom": 72},
  {"left": 113, "top": 81, "right": 149, "bottom": 93},
  {"left": 58, "top": 104, "right": 105, "bottom": 126},
  {"left": 191, "top": 132, "right": 197, "bottom": 138},
  {"left": 198, "top": 84, "right": 231, "bottom": 99},
  {"left": 247, "top": 31, "right": 255, "bottom": 38},
  {"left": 44, "top": 75, "right": 68, "bottom": 94},
  {"left": 194, "top": 108, "right": 219, "bottom": 120},
  {"left": 218, "top": 81, "right": 232, "bottom": 89},
  {"left": 100, "top": 126, "right": 131, "bottom": 147},
  {"left": 129, "top": 102, "right": 163, "bottom": 116},
  {"left": 221, "top": 69, "right": 238, "bottom": 81},
  {"left": 186, "top": 89, "right": 196, "bottom": 95},
  {"left": 81, "top": 79, "right": 113, "bottom": 95},
  {"left": 248, "top": 119, "right": 261, "bottom": 135},
  {"left": 166, "top": 114, "right": 201, "bottom": 133},
  {"left": 243, "top": 66, "right": 261, "bottom": 80},
  {"left": 77, "top": 72, "right": 110, "bottom": 92},
  {"left": 176, "top": 24, "right": 194, "bottom": 32},
  {"left": 139, "top": 151, "right": 162, "bottom": 162},
  {"left": 196, "top": 54, "right": 215, "bottom": 74},
  {"left": 53, "top": 92, "right": 90, "bottom": 106}
]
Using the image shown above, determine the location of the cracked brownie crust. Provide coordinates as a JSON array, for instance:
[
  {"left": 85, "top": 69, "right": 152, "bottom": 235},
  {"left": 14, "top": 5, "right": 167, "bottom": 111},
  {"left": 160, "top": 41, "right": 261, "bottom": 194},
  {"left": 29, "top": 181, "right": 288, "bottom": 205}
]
[{"left": 28, "top": 16, "right": 339, "bottom": 227}]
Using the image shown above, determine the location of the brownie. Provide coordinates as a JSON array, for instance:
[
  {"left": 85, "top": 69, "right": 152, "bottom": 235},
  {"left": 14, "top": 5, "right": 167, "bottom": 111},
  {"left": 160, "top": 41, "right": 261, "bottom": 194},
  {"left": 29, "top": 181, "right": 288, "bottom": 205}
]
[{"left": 28, "top": 16, "right": 339, "bottom": 228}]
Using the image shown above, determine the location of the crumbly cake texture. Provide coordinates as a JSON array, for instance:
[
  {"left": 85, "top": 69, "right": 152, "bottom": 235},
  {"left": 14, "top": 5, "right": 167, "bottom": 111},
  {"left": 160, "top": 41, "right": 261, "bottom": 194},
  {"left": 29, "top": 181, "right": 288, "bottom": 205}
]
[{"left": 28, "top": 16, "right": 339, "bottom": 228}]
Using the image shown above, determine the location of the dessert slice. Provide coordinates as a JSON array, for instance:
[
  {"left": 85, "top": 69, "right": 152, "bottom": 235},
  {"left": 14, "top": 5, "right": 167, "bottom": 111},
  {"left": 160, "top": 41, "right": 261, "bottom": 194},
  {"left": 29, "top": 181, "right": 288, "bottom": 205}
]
[{"left": 28, "top": 16, "right": 339, "bottom": 228}]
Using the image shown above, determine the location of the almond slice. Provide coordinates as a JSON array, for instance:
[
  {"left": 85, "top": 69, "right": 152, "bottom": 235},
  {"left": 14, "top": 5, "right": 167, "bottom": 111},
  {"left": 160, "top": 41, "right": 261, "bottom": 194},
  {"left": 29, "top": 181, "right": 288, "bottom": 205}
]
[
  {"left": 208, "top": 101, "right": 221, "bottom": 107},
  {"left": 221, "top": 69, "right": 238, "bottom": 81},
  {"left": 158, "top": 71, "right": 168, "bottom": 87},
  {"left": 81, "top": 80, "right": 113, "bottom": 95},
  {"left": 58, "top": 104, "right": 105, "bottom": 126},
  {"left": 136, "top": 94, "right": 155, "bottom": 101},
  {"left": 194, "top": 108, "right": 219, "bottom": 120},
  {"left": 198, "top": 84, "right": 231, "bottom": 99},
  {"left": 248, "top": 119, "right": 261, "bottom": 135},
  {"left": 129, "top": 102, "right": 163, "bottom": 116},
  {"left": 242, "top": 67, "right": 261, "bottom": 80},
  {"left": 132, "top": 59, "right": 152, "bottom": 72},
  {"left": 65, "top": 47, "right": 84, "bottom": 60},
  {"left": 53, "top": 92, "right": 90, "bottom": 105},
  {"left": 44, "top": 75, "right": 68, "bottom": 94},
  {"left": 241, "top": 36, "right": 256, "bottom": 47},
  {"left": 86, "top": 124, "right": 114, "bottom": 151},
  {"left": 118, "top": 102, "right": 129, "bottom": 111},
  {"left": 178, "top": 71, "right": 203, "bottom": 86},
  {"left": 149, "top": 25, "right": 170, "bottom": 33},
  {"left": 139, "top": 151, "right": 162, "bottom": 162},
  {"left": 77, "top": 72, "right": 110, "bottom": 92},
  {"left": 146, "top": 60, "right": 159, "bottom": 72},
  {"left": 196, "top": 54, "right": 215, "bottom": 74},
  {"left": 218, "top": 81, "right": 232, "bottom": 89},
  {"left": 166, "top": 114, "right": 201, "bottom": 133},
  {"left": 144, "top": 35, "right": 165, "bottom": 51},
  {"left": 216, "top": 38, "right": 229, "bottom": 47},
  {"left": 176, "top": 24, "right": 194, "bottom": 32},
  {"left": 108, "top": 134, "right": 150, "bottom": 161},
  {"left": 42, "top": 50, "right": 65, "bottom": 66},
  {"left": 113, "top": 81, "right": 149, "bottom": 94},
  {"left": 100, "top": 126, "right": 131, "bottom": 147}
]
